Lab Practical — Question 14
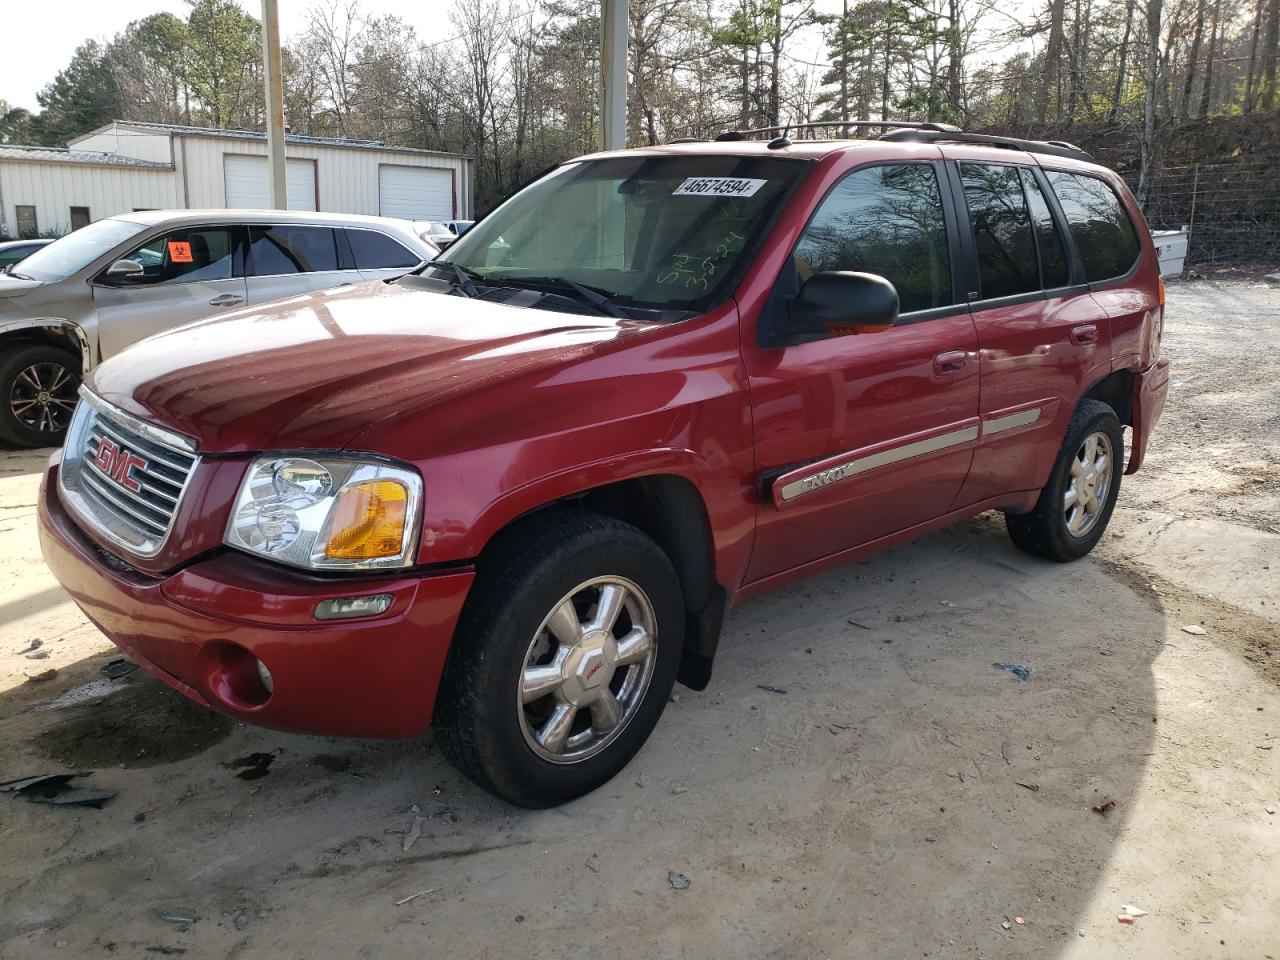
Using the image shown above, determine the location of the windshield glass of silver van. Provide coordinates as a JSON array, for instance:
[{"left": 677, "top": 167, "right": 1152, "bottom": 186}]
[{"left": 11, "top": 219, "right": 147, "bottom": 282}]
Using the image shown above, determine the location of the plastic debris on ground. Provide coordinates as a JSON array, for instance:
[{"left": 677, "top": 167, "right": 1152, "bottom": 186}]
[
  {"left": 1122, "top": 904, "right": 1149, "bottom": 917},
  {"left": 0, "top": 772, "right": 115, "bottom": 809},
  {"left": 101, "top": 658, "right": 140, "bottom": 680},
  {"left": 993, "top": 662, "right": 1032, "bottom": 681},
  {"left": 756, "top": 684, "right": 787, "bottom": 695},
  {"left": 1181, "top": 624, "right": 1207, "bottom": 635},
  {"left": 1001, "top": 741, "right": 1013, "bottom": 764},
  {"left": 585, "top": 853, "right": 601, "bottom": 873},
  {"left": 668, "top": 871, "right": 690, "bottom": 890}
]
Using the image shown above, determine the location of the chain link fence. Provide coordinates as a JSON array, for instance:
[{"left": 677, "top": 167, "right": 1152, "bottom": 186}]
[{"left": 1127, "top": 160, "right": 1280, "bottom": 266}]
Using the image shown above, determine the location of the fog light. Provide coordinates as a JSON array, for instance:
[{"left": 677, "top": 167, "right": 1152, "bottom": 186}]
[
  {"left": 314, "top": 593, "right": 394, "bottom": 621},
  {"left": 256, "top": 658, "right": 274, "bottom": 694}
]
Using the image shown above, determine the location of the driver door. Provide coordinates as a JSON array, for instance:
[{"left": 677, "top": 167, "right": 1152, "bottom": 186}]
[
  {"left": 92, "top": 225, "right": 247, "bottom": 359},
  {"left": 742, "top": 161, "right": 980, "bottom": 583}
]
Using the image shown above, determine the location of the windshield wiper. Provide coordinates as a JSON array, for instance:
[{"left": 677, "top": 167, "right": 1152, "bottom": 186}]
[
  {"left": 498, "top": 275, "right": 629, "bottom": 319},
  {"left": 427, "top": 260, "right": 480, "bottom": 298},
  {"left": 5, "top": 270, "right": 34, "bottom": 280}
]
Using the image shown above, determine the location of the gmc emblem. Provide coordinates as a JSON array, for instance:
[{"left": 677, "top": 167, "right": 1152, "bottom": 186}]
[{"left": 93, "top": 437, "right": 147, "bottom": 493}]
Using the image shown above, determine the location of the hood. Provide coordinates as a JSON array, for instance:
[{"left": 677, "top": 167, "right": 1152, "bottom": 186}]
[
  {"left": 0, "top": 275, "right": 43, "bottom": 300},
  {"left": 88, "top": 280, "right": 639, "bottom": 453}
]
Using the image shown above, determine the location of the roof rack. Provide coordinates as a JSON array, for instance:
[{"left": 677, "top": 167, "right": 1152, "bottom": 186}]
[
  {"left": 878, "top": 128, "right": 1094, "bottom": 162},
  {"left": 704, "top": 120, "right": 1094, "bottom": 163},
  {"left": 714, "top": 120, "right": 960, "bottom": 142}
]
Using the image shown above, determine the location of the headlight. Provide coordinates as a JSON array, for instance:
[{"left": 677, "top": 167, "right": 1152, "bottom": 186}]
[{"left": 224, "top": 455, "right": 422, "bottom": 570}]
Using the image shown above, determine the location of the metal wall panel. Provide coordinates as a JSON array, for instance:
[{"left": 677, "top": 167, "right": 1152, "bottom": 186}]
[{"left": 0, "top": 161, "right": 178, "bottom": 238}]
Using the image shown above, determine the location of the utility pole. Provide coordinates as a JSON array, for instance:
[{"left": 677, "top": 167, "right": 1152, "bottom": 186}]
[
  {"left": 600, "top": 0, "right": 628, "bottom": 150},
  {"left": 261, "top": 0, "right": 288, "bottom": 209},
  {"left": 840, "top": 0, "right": 849, "bottom": 124}
]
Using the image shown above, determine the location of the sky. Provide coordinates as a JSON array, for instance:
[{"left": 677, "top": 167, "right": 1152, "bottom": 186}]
[
  {"left": 2, "top": 0, "right": 455, "bottom": 112},
  {"left": 4, "top": 0, "right": 1034, "bottom": 115}
]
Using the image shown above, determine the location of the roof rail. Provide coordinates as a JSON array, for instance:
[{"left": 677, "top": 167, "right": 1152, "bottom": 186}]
[
  {"left": 877, "top": 128, "right": 1094, "bottom": 162},
  {"left": 713, "top": 120, "right": 960, "bottom": 142}
]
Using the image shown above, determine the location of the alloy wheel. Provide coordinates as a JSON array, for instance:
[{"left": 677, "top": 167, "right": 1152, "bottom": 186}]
[
  {"left": 1064, "top": 430, "right": 1113, "bottom": 537},
  {"left": 10, "top": 361, "right": 77, "bottom": 435},
  {"left": 517, "top": 576, "right": 658, "bottom": 764}
]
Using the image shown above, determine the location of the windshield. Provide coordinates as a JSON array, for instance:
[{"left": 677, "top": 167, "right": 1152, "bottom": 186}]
[
  {"left": 11, "top": 218, "right": 147, "bottom": 282},
  {"left": 441, "top": 155, "right": 808, "bottom": 310}
]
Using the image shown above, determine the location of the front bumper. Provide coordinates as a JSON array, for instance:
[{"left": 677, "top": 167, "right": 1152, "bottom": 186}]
[{"left": 38, "top": 460, "right": 474, "bottom": 739}]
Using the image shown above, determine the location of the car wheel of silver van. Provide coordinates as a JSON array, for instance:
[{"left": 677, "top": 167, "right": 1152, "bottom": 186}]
[
  {"left": 0, "top": 345, "right": 81, "bottom": 448},
  {"left": 1005, "top": 399, "right": 1123, "bottom": 562},
  {"left": 434, "top": 511, "right": 683, "bottom": 808}
]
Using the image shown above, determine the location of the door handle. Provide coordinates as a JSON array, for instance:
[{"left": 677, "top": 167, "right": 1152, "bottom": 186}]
[
  {"left": 209, "top": 294, "right": 245, "bottom": 307},
  {"left": 933, "top": 350, "right": 968, "bottom": 375},
  {"left": 1070, "top": 323, "right": 1099, "bottom": 346}
]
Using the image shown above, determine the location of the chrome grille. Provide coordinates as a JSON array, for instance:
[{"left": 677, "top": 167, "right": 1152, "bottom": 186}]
[{"left": 59, "top": 388, "right": 199, "bottom": 558}]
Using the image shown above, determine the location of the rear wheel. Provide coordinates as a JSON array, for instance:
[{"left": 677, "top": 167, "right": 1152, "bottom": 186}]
[
  {"left": 0, "top": 345, "right": 81, "bottom": 448},
  {"left": 433, "top": 511, "right": 683, "bottom": 807},
  {"left": 1005, "top": 399, "right": 1123, "bottom": 562}
]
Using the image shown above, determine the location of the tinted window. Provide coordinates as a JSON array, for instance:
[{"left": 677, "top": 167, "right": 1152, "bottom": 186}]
[
  {"left": 123, "top": 227, "right": 236, "bottom": 284},
  {"left": 249, "top": 225, "right": 339, "bottom": 275},
  {"left": 1045, "top": 171, "right": 1140, "bottom": 282},
  {"left": 959, "top": 163, "right": 1038, "bottom": 300},
  {"left": 346, "top": 229, "right": 420, "bottom": 270},
  {"left": 793, "top": 163, "right": 951, "bottom": 314},
  {"left": 1022, "top": 171, "right": 1070, "bottom": 288}
]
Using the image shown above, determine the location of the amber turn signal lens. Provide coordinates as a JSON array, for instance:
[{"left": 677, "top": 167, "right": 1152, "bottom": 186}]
[
  {"left": 1158, "top": 275, "right": 1166, "bottom": 306},
  {"left": 323, "top": 480, "right": 408, "bottom": 560}
]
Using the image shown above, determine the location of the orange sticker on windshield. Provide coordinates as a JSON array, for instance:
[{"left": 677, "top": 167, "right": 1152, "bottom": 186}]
[{"left": 168, "top": 241, "right": 193, "bottom": 263}]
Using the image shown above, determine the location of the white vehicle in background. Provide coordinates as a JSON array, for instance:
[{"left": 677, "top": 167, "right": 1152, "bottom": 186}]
[
  {"left": 412, "top": 219, "right": 475, "bottom": 250},
  {"left": 0, "top": 210, "right": 438, "bottom": 447}
]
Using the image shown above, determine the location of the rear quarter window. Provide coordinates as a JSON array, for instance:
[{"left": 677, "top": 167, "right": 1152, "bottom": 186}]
[
  {"left": 1045, "top": 171, "right": 1141, "bottom": 283},
  {"left": 346, "top": 229, "right": 420, "bottom": 269}
]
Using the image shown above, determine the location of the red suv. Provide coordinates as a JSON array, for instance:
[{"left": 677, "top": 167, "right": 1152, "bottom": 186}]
[{"left": 38, "top": 126, "right": 1169, "bottom": 807}]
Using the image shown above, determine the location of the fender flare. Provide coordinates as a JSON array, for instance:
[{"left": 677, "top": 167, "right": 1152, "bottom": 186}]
[
  {"left": 460, "top": 447, "right": 709, "bottom": 560},
  {"left": 0, "top": 318, "right": 94, "bottom": 373}
]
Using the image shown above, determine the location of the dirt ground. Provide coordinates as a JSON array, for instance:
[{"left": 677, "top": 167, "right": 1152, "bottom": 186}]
[{"left": 1, "top": 279, "right": 1277, "bottom": 960}]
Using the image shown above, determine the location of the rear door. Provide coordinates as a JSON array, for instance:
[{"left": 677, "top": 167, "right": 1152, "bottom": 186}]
[
  {"left": 244, "top": 224, "right": 360, "bottom": 305},
  {"left": 92, "top": 225, "right": 246, "bottom": 359},
  {"left": 742, "top": 159, "right": 980, "bottom": 583},
  {"left": 948, "top": 157, "right": 1110, "bottom": 507}
]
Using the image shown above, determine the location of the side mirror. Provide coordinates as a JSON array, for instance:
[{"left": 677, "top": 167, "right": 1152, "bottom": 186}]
[
  {"left": 787, "top": 271, "right": 899, "bottom": 337},
  {"left": 104, "top": 259, "right": 145, "bottom": 282}
]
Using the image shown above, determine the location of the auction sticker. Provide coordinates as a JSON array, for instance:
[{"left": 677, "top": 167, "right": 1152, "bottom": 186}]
[{"left": 673, "top": 177, "right": 767, "bottom": 198}]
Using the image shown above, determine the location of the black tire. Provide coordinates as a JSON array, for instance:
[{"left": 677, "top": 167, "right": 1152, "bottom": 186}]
[
  {"left": 1005, "top": 399, "right": 1124, "bottom": 562},
  {"left": 434, "top": 510, "right": 684, "bottom": 807},
  {"left": 0, "top": 345, "right": 81, "bottom": 448}
]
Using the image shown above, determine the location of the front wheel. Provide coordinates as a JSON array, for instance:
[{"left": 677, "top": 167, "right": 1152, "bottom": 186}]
[
  {"left": 1005, "top": 399, "right": 1123, "bottom": 562},
  {"left": 0, "top": 345, "right": 82, "bottom": 448},
  {"left": 433, "top": 511, "right": 684, "bottom": 807}
]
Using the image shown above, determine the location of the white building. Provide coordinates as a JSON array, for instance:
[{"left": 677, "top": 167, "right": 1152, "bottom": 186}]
[{"left": 0, "top": 120, "right": 473, "bottom": 239}]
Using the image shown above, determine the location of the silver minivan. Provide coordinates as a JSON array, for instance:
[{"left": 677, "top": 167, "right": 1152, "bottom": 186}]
[{"left": 0, "top": 210, "right": 438, "bottom": 447}]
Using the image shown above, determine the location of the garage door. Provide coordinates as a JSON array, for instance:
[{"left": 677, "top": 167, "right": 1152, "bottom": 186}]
[
  {"left": 378, "top": 165, "right": 453, "bottom": 220},
  {"left": 223, "top": 155, "right": 317, "bottom": 211}
]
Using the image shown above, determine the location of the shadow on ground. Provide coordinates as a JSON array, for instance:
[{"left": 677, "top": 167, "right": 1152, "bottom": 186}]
[{"left": 0, "top": 511, "right": 1164, "bottom": 959}]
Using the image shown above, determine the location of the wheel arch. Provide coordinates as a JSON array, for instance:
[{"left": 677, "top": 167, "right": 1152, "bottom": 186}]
[
  {"left": 1080, "top": 368, "right": 1134, "bottom": 427},
  {"left": 0, "top": 319, "right": 92, "bottom": 374},
  {"left": 474, "top": 471, "right": 727, "bottom": 692}
]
